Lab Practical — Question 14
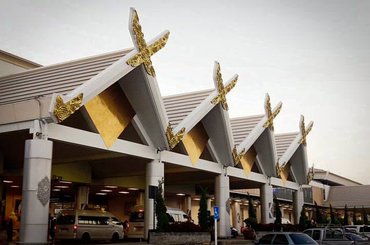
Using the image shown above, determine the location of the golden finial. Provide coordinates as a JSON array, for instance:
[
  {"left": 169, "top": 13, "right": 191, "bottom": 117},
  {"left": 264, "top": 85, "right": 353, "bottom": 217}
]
[
  {"left": 166, "top": 122, "right": 185, "bottom": 149},
  {"left": 276, "top": 161, "right": 291, "bottom": 185},
  {"left": 53, "top": 93, "right": 83, "bottom": 122},
  {"left": 232, "top": 146, "right": 246, "bottom": 165},
  {"left": 126, "top": 8, "right": 170, "bottom": 77},
  {"left": 299, "top": 115, "right": 313, "bottom": 145},
  {"left": 307, "top": 166, "right": 314, "bottom": 184},
  {"left": 210, "top": 61, "right": 238, "bottom": 111},
  {"left": 263, "top": 93, "right": 282, "bottom": 130}
]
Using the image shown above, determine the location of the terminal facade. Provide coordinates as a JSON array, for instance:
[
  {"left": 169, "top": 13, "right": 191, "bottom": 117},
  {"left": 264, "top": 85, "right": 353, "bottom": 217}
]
[{"left": 0, "top": 8, "right": 367, "bottom": 244}]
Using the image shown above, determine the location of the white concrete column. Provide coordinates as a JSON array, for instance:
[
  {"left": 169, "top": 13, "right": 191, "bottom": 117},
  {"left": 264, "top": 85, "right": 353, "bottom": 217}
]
[
  {"left": 76, "top": 186, "right": 89, "bottom": 210},
  {"left": 184, "top": 195, "right": 192, "bottom": 214},
  {"left": 144, "top": 158, "right": 164, "bottom": 239},
  {"left": 260, "top": 183, "right": 274, "bottom": 224},
  {"left": 207, "top": 198, "right": 212, "bottom": 211},
  {"left": 293, "top": 188, "right": 304, "bottom": 224},
  {"left": 231, "top": 201, "right": 242, "bottom": 232},
  {"left": 215, "top": 173, "right": 231, "bottom": 238},
  {"left": 20, "top": 139, "right": 53, "bottom": 244}
]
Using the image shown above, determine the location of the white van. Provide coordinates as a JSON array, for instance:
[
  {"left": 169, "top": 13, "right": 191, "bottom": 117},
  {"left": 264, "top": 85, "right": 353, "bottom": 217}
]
[
  {"left": 127, "top": 206, "right": 189, "bottom": 239},
  {"left": 55, "top": 209, "right": 124, "bottom": 242}
]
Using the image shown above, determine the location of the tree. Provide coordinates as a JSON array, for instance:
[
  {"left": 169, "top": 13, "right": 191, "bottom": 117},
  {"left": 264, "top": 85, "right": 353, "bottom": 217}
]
[
  {"left": 299, "top": 205, "right": 309, "bottom": 229},
  {"left": 330, "top": 204, "right": 336, "bottom": 224},
  {"left": 155, "top": 178, "right": 169, "bottom": 232},
  {"left": 344, "top": 204, "right": 349, "bottom": 226},
  {"left": 362, "top": 206, "right": 369, "bottom": 225},
  {"left": 353, "top": 206, "right": 357, "bottom": 225},
  {"left": 198, "top": 187, "right": 210, "bottom": 231},
  {"left": 314, "top": 201, "right": 323, "bottom": 224},
  {"left": 274, "top": 197, "right": 282, "bottom": 226},
  {"left": 244, "top": 193, "right": 257, "bottom": 229}
]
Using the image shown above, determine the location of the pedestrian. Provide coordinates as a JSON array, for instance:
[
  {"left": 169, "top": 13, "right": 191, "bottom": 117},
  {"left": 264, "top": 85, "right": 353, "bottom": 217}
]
[{"left": 6, "top": 217, "right": 13, "bottom": 241}]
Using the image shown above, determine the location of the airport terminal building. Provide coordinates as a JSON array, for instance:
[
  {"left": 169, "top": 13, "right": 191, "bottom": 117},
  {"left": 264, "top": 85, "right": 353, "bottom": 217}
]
[{"left": 1, "top": 9, "right": 366, "bottom": 244}]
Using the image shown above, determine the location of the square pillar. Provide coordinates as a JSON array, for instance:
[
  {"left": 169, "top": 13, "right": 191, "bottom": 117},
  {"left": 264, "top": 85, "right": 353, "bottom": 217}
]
[
  {"left": 293, "top": 189, "right": 304, "bottom": 224},
  {"left": 260, "top": 183, "right": 274, "bottom": 224},
  {"left": 20, "top": 139, "right": 53, "bottom": 244},
  {"left": 144, "top": 158, "right": 164, "bottom": 239},
  {"left": 215, "top": 173, "right": 231, "bottom": 238}
]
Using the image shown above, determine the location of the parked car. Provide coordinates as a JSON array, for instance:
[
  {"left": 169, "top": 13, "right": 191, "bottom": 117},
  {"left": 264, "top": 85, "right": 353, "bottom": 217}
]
[
  {"left": 55, "top": 209, "right": 124, "bottom": 242},
  {"left": 255, "top": 232, "right": 318, "bottom": 245},
  {"left": 344, "top": 232, "right": 370, "bottom": 244},
  {"left": 344, "top": 225, "right": 370, "bottom": 238},
  {"left": 304, "top": 228, "right": 354, "bottom": 245}
]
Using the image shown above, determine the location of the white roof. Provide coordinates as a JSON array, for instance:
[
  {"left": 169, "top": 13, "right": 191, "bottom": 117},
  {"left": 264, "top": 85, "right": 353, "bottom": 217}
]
[{"left": 230, "top": 115, "right": 265, "bottom": 146}]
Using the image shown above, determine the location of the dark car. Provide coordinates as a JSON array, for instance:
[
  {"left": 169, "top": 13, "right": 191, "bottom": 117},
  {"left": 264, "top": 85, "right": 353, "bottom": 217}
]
[
  {"left": 256, "top": 232, "right": 318, "bottom": 245},
  {"left": 345, "top": 232, "right": 370, "bottom": 244}
]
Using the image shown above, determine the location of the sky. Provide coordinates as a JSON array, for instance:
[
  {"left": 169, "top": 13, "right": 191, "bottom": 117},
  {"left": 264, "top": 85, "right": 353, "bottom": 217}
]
[{"left": 1, "top": 0, "right": 370, "bottom": 184}]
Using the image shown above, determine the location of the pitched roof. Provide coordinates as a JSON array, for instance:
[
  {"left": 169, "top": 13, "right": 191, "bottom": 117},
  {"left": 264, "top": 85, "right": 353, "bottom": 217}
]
[
  {"left": 0, "top": 50, "right": 130, "bottom": 105},
  {"left": 163, "top": 89, "right": 213, "bottom": 128},
  {"left": 326, "top": 185, "right": 370, "bottom": 208},
  {"left": 230, "top": 115, "right": 264, "bottom": 146},
  {"left": 275, "top": 132, "right": 299, "bottom": 158}
]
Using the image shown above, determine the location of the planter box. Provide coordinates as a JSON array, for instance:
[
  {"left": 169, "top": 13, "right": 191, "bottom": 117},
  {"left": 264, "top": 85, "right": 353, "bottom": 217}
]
[{"left": 148, "top": 231, "right": 211, "bottom": 245}]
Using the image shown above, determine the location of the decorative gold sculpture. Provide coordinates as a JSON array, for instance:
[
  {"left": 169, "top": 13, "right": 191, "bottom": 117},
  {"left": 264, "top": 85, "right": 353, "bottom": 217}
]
[
  {"left": 299, "top": 115, "right": 313, "bottom": 145},
  {"left": 307, "top": 166, "right": 314, "bottom": 184},
  {"left": 232, "top": 146, "right": 245, "bottom": 165},
  {"left": 182, "top": 123, "right": 209, "bottom": 165},
  {"left": 53, "top": 93, "right": 83, "bottom": 122},
  {"left": 166, "top": 123, "right": 185, "bottom": 149},
  {"left": 263, "top": 94, "right": 282, "bottom": 130},
  {"left": 211, "top": 62, "right": 238, "bottom": 111},
  {"left": 126, "top": 8, "right": 170, "bottom": 77},
  {"left": 276, "top": 161, "right": 291, "bottom": 185}
]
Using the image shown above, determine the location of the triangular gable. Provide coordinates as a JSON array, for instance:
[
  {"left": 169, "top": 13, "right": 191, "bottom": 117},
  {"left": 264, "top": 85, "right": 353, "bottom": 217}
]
[
  {"left": 276, "top": 115, "right": 313, "bottom": 185},
  {"left": 48, "top": 8, "right": 170, "bottom": 149},
  {"left": 164, "top": 62, "right": 238, "bottom": 166},
  {"left": 231, "top": 94, "right": 282, "bottom": 177}
]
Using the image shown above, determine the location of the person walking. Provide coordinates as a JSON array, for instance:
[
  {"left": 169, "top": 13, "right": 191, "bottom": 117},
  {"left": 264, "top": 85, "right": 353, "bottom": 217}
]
[{"left": 6, "top": 217, "right": 13, "bottom": 241}]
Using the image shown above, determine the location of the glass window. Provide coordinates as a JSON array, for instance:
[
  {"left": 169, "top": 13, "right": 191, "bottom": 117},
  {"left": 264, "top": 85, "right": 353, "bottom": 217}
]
[
  {"left": 312, "top": 230, "right": 321, "bottom": 240},
  {"left": 290, "top": 233, "right": 317, "bottom": 244},
  {"left": 111, "top": 217, "right": 122, "bottom": 225},
  {"left": 304, "top": 230, "right": 312, "bottom": 237},
  {"left": 56, "top": 215, "right": 75, "bottom": 225},
  {"left": 273, "top": 234, "right": 289, "bottom": 244},
  {"left": 325, "top": 229, "right": 343, "bottom": 239},
  {"left": 129, "top": 211, "right": 144, "bottom": 222},
  {"left": 259, "top": 234, "right": 274, "bottom": 244}
]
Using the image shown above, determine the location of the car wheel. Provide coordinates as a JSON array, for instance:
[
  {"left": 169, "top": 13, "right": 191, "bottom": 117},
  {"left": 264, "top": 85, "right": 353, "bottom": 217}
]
[
  {"left": 81, "top": 233, "right": 90, "bottom": 243},
  {"left": 112, "top": 232, "right": 120, "bottom": 242}
]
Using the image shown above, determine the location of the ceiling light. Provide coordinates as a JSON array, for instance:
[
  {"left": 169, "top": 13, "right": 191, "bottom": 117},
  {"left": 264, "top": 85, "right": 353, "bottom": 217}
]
[
  {"left": 105, "top": 185, "right": 118, "bottom": 189},
  {"left": 10, "top": 185, "right": 19, "bottom": 188},
  {"left": 193, "top": 198, "right": 200, "bottom": 201},
  {"left": 59, "top": 181, "right": 72, "bottom": 184},
  {"left": 128, "top": 187, "right": 139, "bottom": 191},
  {"left": 119, "top": 191, "right": 129, "bottom": 194},
  {"left": 176, "top": 193, "right": 185, "bottom": 196},
  {"left": 3, "top": 180, "right": 13, "bottom": 184},
  {"left": 53, "top": 189, "right": 61, "bottom": 192},
  {"left": 100, "top": 189, "right": 112, "bottom": 192},
  {"left": 54, "top": 185, "right": 69, "bottom": 189},
  {"left": 96, "top": 193, "right": 107, "bottom": 195}
]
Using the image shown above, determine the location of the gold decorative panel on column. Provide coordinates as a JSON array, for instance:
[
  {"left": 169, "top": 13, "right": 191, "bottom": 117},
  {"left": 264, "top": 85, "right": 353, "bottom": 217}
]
[
  {"left": 85, "top": 83, "right": 135, "bottom": 148},
  {"left": 182, "top": 123, "right": 209, "bottom": 165},
  {"left": 277, "top": 161, "right": 291, "bottom": 185},
  {"left": 240, "top": 147, "right": 257, "bottom": 176}
]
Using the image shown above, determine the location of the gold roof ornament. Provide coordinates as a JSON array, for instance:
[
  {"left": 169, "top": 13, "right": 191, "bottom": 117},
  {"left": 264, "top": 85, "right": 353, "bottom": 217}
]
[
  {"left": 276, "top": 161, "right": 291, "bottom": 185},
  {"left": 263, "top": 93, "right": 282, "bottom": 130},
  {"left": 299, "top": 115, "right": 313, "bottom": 145},
  {"left": 211, "top": 61, "right": 238, "bottom": 111},
  {"left": 166, "top": 122, "right": 185, "bottom": 149},
  {"left": 53, "top": 93, "right": 83, "bottom": 123},
  {"left": 232, "top": 146, "right": 245, "bottom": 165},
  {"left": 126, "top": 8, "right": 170, "bottom": 77},
  {"left": 307, "top": 166, "right": 314, "bottom": 184}
]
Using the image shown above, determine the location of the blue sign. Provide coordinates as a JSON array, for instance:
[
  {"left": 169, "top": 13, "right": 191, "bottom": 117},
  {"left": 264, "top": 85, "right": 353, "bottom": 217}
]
[{"left": 214, "top": 206, "right": 219, "bottom": 220}]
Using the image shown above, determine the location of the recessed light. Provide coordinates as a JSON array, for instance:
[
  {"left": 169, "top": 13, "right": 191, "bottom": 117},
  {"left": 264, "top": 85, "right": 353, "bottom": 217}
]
[
  {"left": 105, "top": 185, "right": 118, "bottom": 189},
  {"left": 10, "top": 185, "right": 19, "bottom": 188},
  {"left": 54, "top": 185, "right": 69, "bottom": 189},
  {"left": 119, "top": 191, "right": 129, "bottom": 194},
  {"left": 96, "top": 193, "right": 107, "bottom": 195},
  {"left": 128, "top": 187, "right": 139, "bottom": 191},
  {"left": 59, "top": 181, "right": 72, "bottom": 184},
  {"left": 176, "top": 193, "right": 185, "bottom": 196},
  {"left": 193, "top": 198, "right": 200, "bottom": 201},
  {"left": 3, "top": 180, "right": 13, "bottom": 184},
  {"left": 100, "top": 189, "right": 112, "bottom": 192},
  {"left": 53, "top": 189, "right": 61, "bottom": 192}
]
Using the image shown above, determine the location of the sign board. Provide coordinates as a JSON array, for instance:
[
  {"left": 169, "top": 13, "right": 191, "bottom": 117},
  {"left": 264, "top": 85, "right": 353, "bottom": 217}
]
[{"left": 214, "top": 206, "right": 219, "bottom": 220}]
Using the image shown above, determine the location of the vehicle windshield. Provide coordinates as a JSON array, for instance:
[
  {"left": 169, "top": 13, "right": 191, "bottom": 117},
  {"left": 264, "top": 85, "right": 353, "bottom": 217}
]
[
  {"left": 129, "top": 211, "right": 144, "bottom": 222},
  {"left": 290, "top": 233, "right": 317, "bottom": 244},
  {"left": 56, "top": 215, "right": 75, "bottom": 225},
  {"left": 345, "top": 233, "right": 366, "bottom": 241}
]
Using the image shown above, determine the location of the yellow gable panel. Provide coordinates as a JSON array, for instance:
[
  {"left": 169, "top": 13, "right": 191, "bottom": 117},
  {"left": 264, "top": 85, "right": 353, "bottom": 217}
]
[
  {"left": 182, "top": 123, "right": 209, "bottom": 165},
  {"left": 85, "top": 83, "right": 135, "bottom": 148},
  {"left": 240, "top": 147, "right": 257, "bottom": 176}
]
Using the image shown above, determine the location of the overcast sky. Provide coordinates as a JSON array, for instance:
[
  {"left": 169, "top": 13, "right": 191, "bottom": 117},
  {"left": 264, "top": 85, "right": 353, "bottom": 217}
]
[{"left": 1, "top": 0, "right": 369, "bottom": 184}]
